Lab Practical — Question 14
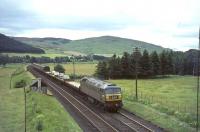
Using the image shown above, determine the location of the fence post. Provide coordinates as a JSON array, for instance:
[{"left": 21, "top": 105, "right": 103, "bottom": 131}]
[
  {"left": 184, "top": 105, "right": 186, "bottom": 113},
  {"left": 178, "top": 104, "right": 180, "bottom": 112}
]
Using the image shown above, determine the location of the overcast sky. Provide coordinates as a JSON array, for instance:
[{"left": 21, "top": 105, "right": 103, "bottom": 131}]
[{"left": 0, "top": 0, "right": 199, "bottom": 51}]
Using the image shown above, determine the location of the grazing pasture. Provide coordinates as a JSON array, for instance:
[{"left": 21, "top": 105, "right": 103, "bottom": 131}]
[
  {"left": 109, "top": 76, "right": 196, "bottom": 132},
  {"left": 45, "top": 62, "right": 97, "bottom": 75}
]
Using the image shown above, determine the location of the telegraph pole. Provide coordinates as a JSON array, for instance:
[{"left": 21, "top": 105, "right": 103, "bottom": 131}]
[
  {"left": 133, "top": 47, "right": 141, "bottom": 100},
  {"left": 197, "top": 27, "right": 200, "bottom": 132},
  {"left": 24, "top": 86, "right": 26, "bottom": 132},
  {"left": 9, "top": 74, "right": 12, "bottom": 89},
  {"left": 72, "top": 55, "right": 76, "bottom": 80}
]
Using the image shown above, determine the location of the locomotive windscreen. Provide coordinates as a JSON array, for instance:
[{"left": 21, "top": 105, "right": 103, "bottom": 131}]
[{"left": 105, "top": 87, "right": 121, "bottom": 94}]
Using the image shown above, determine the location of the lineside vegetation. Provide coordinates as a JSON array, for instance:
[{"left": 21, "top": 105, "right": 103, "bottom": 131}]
[{"left": 0, "top": 64, "right": 81, "bottom": 132}]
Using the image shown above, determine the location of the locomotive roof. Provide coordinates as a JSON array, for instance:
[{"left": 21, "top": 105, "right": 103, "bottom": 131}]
[{"left": 82, "top": 77, "right": 118, "bottom": 89}]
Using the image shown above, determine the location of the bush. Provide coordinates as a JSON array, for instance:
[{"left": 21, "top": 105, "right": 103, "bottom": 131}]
[
  {"left": 14, "top": 79, "right": 26, "bottom": 88},
  {"left": 35, "top": 114, "right": 44, "bottom": 131},
  {"left": 36, "top": 120, "right": 43, "bottom": 131},
  {"left": 54, "top": 64, "right": 65, "bottom": 73},
  {"left": 69, "top": 74, "right": 85, "bottom": 79},
  {"left": 43, "top": 66, "right": 50, "bottom": 72}
]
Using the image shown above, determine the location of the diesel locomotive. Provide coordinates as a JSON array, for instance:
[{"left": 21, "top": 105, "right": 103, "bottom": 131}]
[{"left": 80, "top": 77, "right": 122, "bottom": 111}]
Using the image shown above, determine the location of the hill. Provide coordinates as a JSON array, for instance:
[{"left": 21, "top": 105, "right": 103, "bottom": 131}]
[
  {"left": 0, "top": 33, "right": 44, "bottom": 53},
  {"left": 65, "top": 36, "right": 167, "bottom": 54},
  {"left": 13, "top": 37, "right": 71, "bottom": 53},
  {"left": 13, "top": 36, "right": 167, "bottom": 55}
]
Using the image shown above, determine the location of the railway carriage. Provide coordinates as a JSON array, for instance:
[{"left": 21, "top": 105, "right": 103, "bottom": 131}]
[{"left": 80, "top": 77, "right": 122, "bottom": 111}]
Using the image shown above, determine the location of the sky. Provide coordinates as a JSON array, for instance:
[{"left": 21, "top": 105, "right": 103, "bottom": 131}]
[{"left": 0, "top": 0, "right": 199, "bottom": 51}]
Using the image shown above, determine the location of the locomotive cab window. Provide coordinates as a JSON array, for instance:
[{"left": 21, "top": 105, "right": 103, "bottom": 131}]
[{"left": 105, "top": 87, "right": 121, "bottom": 94}]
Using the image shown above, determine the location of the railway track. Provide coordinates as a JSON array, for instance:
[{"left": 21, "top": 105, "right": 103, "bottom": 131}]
[
  {"left": 29, "top": 66, "right": 118, "bottom": 132},
  {"left": 28, "top": 65, "right": 166, "bottom": 132},
  {"left": 117, "top": 111, "right": 153, "bottom": 132}
]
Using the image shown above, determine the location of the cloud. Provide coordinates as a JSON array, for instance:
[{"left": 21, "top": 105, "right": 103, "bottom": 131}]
[{"left": 0, "top": 0, "right": 199, "bottom": 51}]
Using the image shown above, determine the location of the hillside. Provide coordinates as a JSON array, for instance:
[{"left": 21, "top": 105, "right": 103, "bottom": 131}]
[
  {"left": 13, "top": 37, "right": 71, "bottom": 53},
  {"left": 13, "top": 36, "right": 167, "bottom": 55},
  {"left": 65, "top": 36, "right": 167, "bottom": 54},
  {"left": 0, "top": 33, "right": 44, "bottom": 53}
]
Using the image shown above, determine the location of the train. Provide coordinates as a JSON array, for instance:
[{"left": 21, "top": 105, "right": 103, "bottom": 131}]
[
  {"left": 80, "top": 77, "right": 122, "bottom": 111},
  {"left": 28, "top": 63, "right": 123, "bottom": 111}
]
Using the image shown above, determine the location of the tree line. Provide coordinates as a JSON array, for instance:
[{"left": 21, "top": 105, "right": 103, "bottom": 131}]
[
  {"left": 0, "top": 54, "right": 108, "bottom": 66},
  {"left": 0, "top": 55, "right": 70, "bottom": 65},
  {"left": 95, "top": 49, "right": 199, "bottom": 79}
]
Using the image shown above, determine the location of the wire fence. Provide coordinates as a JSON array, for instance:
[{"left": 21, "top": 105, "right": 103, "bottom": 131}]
[{"left": 123, "top": 91, "right": 196, "bottom": 115}]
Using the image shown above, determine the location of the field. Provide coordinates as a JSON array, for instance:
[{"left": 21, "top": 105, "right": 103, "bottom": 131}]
[
  {"left": 45, "top": 62, "right": 97, "bottom": 75},
  {"left": 108, "top": 76, "right": 196, "bottom": 131},
  {"left": 110, "top": 76, "right": 196, "bottom": 109},
  {"left": 0, "top": 64, "right": 25, "bottom": 132},
  {"left": 2, "top": 53, "right": 68, "bottom": 58},
  {"left": 0, "top": 64, "right": 81, "bottom": 132}
]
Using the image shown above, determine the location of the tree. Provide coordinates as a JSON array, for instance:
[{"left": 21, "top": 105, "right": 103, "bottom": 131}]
[
  {"left": 108, "top": 54, "right": 121, "bottom": 79},
  {"left": 95, "top": 61, "right": 109, "bottom": 79},
  {"left": 54, "top": 64, "right": 65, "bottom": 73},
  {"left": 160, "top": 51, "right": 168, "bottom": 76},
  {"left": 0, "top": 54, "right": 8, "bottom": 67},
  {"left": 150, "top": 51, "right": 160, "bottom": 75},
  {"left": 172, "top": 51, "right": 185, "bottom": 75},
  {"left": 166, "top": 51, "right": 174, "bottom": 74},
  {"left": 121, "top": 52, "right": 131, "bottom": 78},
  {"left": 30, "top": 57, "right": 37, "bottom": 63},
  {"left": 139, "top": 50, "right": 152, "bottom": 77}
]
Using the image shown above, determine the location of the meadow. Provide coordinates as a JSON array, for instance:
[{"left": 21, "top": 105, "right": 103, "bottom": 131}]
[
  {"left": 109, "top": 76, "right": 196, "bottom": 131},
  {"left": 0, "top": 64, "right": 25, "bottom": 132},
  {"left": 45, "top": 62, "right": 97, "bottom": 75},
  {"left": 2, "top": 53, "right": 68, "bottom": 58},
  {"left": 0, "top": 64, "right": 81, "bottom": 132}
]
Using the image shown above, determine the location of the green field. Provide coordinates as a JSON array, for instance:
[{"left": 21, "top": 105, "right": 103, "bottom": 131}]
[
  {"left": 108, "top": 76, "right": 196, "bottom": 131},
  {"left": 0, "top": 64, "right": 81, "bottom": 132},
  {"left": 2, "top": 53, "right": 68, "bottom": 58},
  {"left": 46, "top": 62, "right": 97, "bottom": 75},
  {"left": 0, "top": 65, "right": 25, "bottom": 132}
]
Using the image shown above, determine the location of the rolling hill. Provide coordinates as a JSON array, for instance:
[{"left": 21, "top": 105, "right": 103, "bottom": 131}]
[
  {"left": 64, "top": 36, "right": 167, "bottom": 54},
  {"left": 0, "top": 33, "right": 44, "bottom": 53},
  {"left": 13, "top": 36, "right": 168, "bottom": 55},
  {"left": 13, "top": 37, "right": 71, "bottom": 53}
]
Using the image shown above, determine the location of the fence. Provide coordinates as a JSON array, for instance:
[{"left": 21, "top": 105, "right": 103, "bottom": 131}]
[{"left": 122, "top": 90, "right": 196, "bottom": 115}]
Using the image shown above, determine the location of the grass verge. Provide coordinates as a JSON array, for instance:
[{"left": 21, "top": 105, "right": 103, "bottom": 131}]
[
  {"left": 26, "top": 91, "right": 82, "bottom": 132},
  {"left": 0, "top": 64, "right": 82, "bottom": 132}
]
